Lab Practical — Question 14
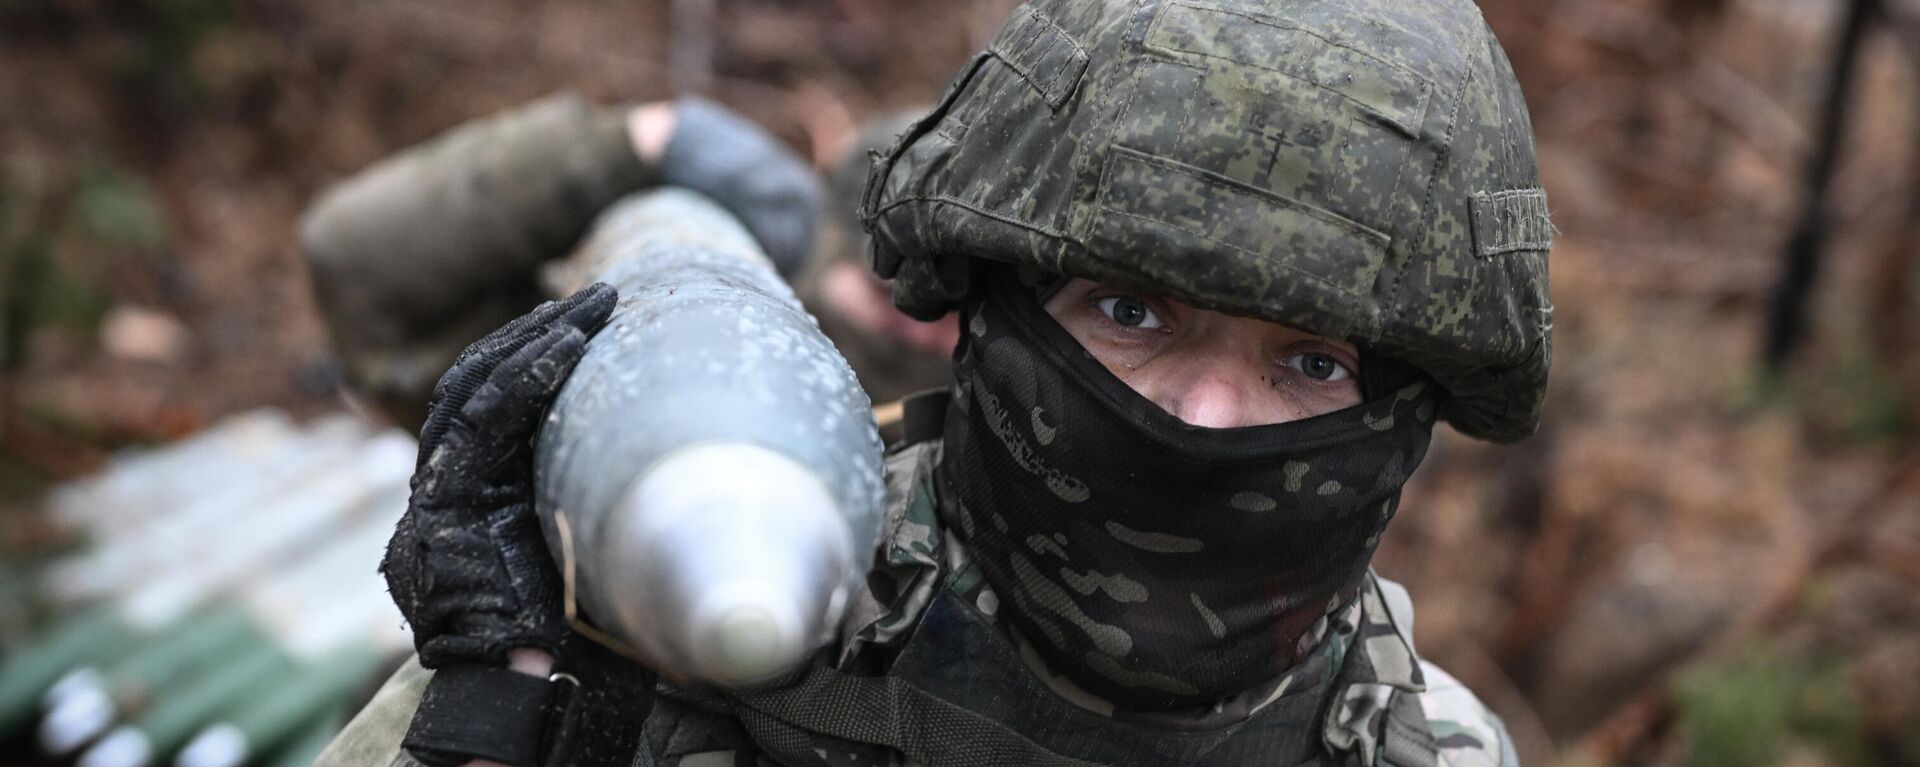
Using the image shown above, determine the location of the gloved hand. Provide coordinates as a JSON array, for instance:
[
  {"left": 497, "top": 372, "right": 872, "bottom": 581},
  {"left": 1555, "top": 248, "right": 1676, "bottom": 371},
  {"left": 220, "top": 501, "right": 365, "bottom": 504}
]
[
  {"left": 382, "top": 283, "right": 617, "bottom": 669},
  {"left": 655, "top": 97, "right": 823, "bottom": 278}
]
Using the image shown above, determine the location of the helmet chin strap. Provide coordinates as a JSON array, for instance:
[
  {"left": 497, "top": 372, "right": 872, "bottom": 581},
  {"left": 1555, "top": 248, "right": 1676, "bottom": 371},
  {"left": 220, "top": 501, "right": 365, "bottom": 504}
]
[{"left": 1357, "top": 351, "right": 1422, "bottom": 403}]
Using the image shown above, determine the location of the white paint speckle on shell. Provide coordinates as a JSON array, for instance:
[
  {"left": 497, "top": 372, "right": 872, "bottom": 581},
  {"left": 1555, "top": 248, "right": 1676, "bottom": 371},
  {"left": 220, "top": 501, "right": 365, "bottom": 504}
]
[{"left": 534, "top": 192, "right": 886, "bottom": 686}]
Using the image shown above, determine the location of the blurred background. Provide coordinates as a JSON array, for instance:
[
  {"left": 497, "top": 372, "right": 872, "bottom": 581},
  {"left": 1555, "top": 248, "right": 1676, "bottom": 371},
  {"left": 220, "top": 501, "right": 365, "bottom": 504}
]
[{"left": 2, "top": 0, "right": 1917, "bottom": 765}]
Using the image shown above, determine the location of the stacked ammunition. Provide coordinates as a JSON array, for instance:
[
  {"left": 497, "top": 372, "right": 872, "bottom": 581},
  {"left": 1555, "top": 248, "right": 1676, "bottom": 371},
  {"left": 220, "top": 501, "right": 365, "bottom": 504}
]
[{"left": 1, "top": 411, "right": 417, "bottom": 767}]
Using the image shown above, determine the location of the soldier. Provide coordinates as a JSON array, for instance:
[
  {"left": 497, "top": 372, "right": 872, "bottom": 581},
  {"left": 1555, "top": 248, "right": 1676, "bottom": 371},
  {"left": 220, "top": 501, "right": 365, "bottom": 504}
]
[
  {"left": 321, "top": 0, "right": 1553, "bottom": 764},
  {"left": 799, "top": 110, "right": 959, "bottom": 407}
]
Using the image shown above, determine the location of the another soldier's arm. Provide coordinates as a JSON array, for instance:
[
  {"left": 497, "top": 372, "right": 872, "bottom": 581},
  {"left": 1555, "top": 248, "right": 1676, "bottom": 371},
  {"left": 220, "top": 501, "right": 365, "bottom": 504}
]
[
  {"left": 301, "top": 94, "right": 645, "bottom": 429},
  {"left": 301, "top": 94, "right": 821, "bottom": 430}
]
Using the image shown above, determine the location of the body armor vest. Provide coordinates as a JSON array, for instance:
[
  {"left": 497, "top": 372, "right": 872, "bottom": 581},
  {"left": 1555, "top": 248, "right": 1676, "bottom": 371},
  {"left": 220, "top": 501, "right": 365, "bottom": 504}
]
[{"left": 718, "top": 392, "right": 1441, "bottom": 767}]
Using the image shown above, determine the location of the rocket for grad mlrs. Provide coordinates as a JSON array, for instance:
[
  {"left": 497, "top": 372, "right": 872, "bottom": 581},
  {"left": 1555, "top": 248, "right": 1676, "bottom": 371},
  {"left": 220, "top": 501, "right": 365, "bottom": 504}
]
[{"left": 533, "top": 190, "right": 886, "bottom": 689}]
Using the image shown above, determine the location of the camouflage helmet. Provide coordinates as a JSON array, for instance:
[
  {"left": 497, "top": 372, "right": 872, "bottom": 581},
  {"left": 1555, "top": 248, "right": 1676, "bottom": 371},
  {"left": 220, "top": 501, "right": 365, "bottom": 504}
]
[{"left": 861, "top": 0, "right": 1553, "bottom": 441}]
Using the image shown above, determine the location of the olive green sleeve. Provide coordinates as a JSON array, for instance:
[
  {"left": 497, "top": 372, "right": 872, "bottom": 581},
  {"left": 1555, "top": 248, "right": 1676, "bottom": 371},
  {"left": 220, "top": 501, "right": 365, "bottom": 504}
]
[
  {"left": 300, "top": 92, "right": 653, "bottom": 430},
  {"left": 311, "top": 657, "right": 433, "bottom": 767}
]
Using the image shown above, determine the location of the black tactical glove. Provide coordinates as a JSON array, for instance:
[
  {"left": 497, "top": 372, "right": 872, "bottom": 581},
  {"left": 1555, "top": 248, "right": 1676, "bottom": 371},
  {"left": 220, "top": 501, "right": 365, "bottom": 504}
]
[
  {"left": 382, "top": 282, "right": 617, "bottom": 668},
  {"left": 659, "top": 97, "right": 824, "bottom": 278}
]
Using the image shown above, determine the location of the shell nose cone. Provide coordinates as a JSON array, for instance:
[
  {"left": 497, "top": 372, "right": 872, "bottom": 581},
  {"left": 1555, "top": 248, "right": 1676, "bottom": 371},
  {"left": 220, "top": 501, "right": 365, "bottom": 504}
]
[
  {"left": 696, "top": 606, "right": 792, "bottom": 686},
  {"left": 602, "top": 442, "right": 857, "bottom": 688},
  {"left": 175, "top": 723, "right": 247, "bottom": 767},
  {"left": 77, "top": 727, "right": 150, "bottom": 767},
  {"left": 39, "top": 682, "right": 114, "bottom": 754}
]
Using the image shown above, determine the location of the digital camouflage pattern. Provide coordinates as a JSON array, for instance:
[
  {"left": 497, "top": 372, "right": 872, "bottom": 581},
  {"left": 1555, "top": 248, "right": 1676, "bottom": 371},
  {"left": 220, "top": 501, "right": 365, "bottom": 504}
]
[
  {"left": 864, "top": 0, "right": 1554, "bottom": 441},
  {"left": 315, "top": 436, "right": 1515, "bottom": 767}
]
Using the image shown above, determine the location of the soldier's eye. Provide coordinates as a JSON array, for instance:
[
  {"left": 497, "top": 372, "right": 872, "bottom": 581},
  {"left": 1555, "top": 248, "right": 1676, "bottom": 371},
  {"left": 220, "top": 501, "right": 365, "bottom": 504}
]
[
  {"left": 1285, "top": 352, "right": 1352, "bottom": 382},
  {"left": 1095, "top": 296, "right": 1164, "bottom": 329}
]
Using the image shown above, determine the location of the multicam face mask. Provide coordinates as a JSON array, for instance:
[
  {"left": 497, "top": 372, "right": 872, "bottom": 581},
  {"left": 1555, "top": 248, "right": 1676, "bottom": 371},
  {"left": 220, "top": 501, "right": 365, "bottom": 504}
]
[{"left": 936, "top": 275, "right": 1438, "bottom": 711}]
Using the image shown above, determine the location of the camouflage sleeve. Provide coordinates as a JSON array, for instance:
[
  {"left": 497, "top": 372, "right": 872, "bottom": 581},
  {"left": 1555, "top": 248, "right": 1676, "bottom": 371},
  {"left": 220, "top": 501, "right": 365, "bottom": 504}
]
[
  {"left": 1416, "top": 661, "right": 1518, "bottom": 767},
  {"left": 313, "top": 656, "right": 433, "bottom": 767},
  {"left": 300, "top": 92, "right": 652, "bottom": 430}
]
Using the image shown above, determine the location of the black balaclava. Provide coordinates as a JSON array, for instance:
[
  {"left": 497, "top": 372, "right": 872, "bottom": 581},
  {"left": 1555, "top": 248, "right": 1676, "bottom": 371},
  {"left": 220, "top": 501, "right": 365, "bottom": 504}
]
[{"left": 935, "top": 269, "right": 1437, "bottom": 711}]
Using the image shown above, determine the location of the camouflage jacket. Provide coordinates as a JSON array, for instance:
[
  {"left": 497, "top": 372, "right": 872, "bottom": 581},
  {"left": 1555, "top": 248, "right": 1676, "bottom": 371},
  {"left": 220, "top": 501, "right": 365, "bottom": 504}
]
[{"left": 317, "top": 434, "right": 1517, "bottom": 767}]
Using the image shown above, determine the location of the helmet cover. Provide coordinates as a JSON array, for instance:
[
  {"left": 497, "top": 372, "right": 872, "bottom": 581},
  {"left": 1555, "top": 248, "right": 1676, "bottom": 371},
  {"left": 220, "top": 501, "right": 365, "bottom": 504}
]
[{"left": 863, "top": 0, "right": 1554, "bottom": 441}]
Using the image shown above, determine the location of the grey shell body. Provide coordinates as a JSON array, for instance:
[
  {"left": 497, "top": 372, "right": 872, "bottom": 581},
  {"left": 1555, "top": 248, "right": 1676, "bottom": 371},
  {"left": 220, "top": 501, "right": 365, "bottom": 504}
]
[{"left": 534, "top": 190, "right": 887, "bottom": 682}]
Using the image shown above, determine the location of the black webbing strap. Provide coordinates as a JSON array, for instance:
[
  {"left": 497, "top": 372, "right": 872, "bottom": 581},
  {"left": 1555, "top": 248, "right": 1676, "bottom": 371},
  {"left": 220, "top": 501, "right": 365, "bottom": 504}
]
[
  {"left": 402, "top": 666, "right": 571, "bottom": 767},
  {"left": 730, "top": 663, "right": 1103, "bottom": 767},
  {"left": 901, "top": 388, "right": 953, "bottom": 446},
  {"left": 1379, "top": 691, "right": 1439, "bottom": 767}
]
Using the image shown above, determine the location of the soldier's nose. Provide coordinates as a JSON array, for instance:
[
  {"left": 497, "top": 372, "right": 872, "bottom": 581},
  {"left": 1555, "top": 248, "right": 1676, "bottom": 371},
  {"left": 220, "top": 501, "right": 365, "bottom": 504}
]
[{"left": 1163, "top": 375, "right": 1249, "bottom": 429}]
